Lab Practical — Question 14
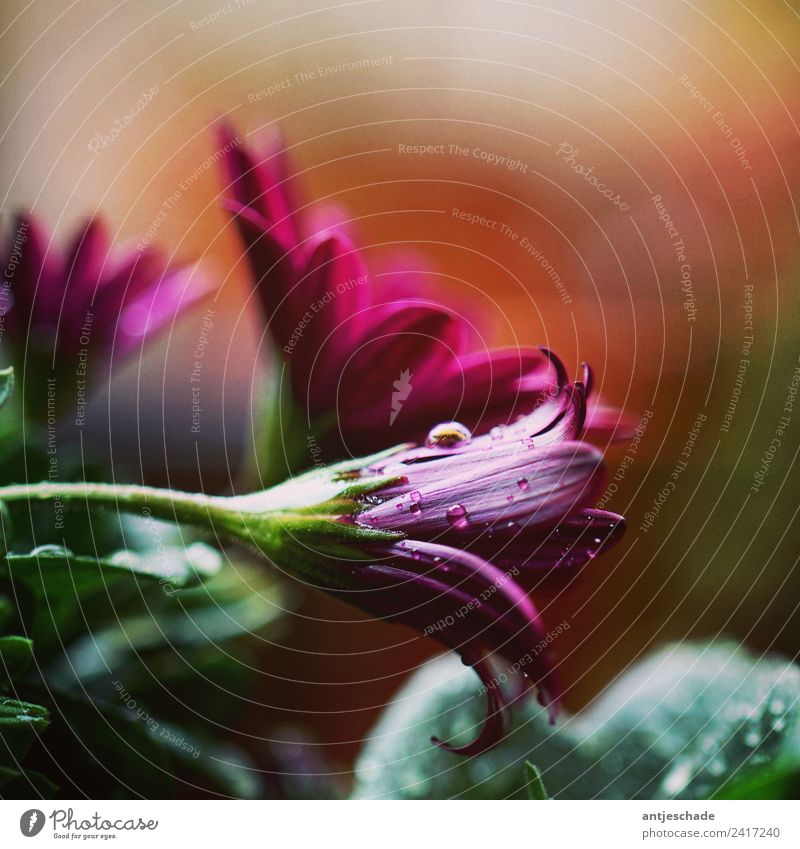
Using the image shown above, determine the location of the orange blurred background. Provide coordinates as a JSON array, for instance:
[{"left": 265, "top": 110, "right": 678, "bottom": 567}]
[{"left": 3, "top": 0, "right": 800, "bottom": 777}]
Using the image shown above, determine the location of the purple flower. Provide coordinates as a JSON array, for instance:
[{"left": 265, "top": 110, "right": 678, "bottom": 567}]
[
  {"left": 1, "top": 214, "right": 212, "bottom": 399},
  {"left": 217, "top": 124, "right": 623, "bottom": 455},
  {"left": 323, "top": 362, "right": 626, "bottom": 754},
  {"left": 0, "top": 347, "right": 626, "bottom": 755}
]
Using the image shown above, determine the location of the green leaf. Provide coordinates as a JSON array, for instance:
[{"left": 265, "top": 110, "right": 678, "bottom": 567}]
[
  {"left": 0, "top": 696, "right": 49, "bottom": 768},
  {"left": 26, "top": 687, "right": 261, "bottom": 798},
  {"left": 1, "top": 543, "right": 222, "bottom": 653},
  {"left": 0, "top": 765, "right": 59, "bottom": 798},
  {"left": 4, "top": 541, "right": 219, "bottom": 595},
  {"left": 45, "top": 553, "right": 288, "bottom": 686},
  {"left": 0, "top": 636, "right": 34, "bottom": 687},
  {"left": 352, "top": 642, "right": 800, "bottom": 800},
  {"left": 524, "top": 760, "right": 549, "bottom": 800},
  {"left": 0, "top": 368, "right": 14, "bottom": 410}
]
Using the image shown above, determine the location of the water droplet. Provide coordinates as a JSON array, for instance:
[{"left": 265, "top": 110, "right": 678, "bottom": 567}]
[
  {"left": 744, "top": 729, "right": 761, "bottom": 748},
  {"left": 446, "top": 503, "right": 470, "bottom": 529},
  {"left": 521, "top": 437, "right": 535, "bottom": 450},
  {"left": 770, "top": 698, "right": 785, "bottom": 715},
  {"left": 410, "top": 490, "right": 422, "bottom": 503},
  {"left": 411, "top": 549, "right": 421, "bottom": 560},
  {"left": 409, "top": 502, "right": 422, "bottom": 515},
  {"left": 506, "top": 494, "right": 514, "bottom": 502},
  {"left": 517, "top": 477, "right": 529, "bottom": 490},
  {"left": 425, "top": 421, "right": 472, "bottom": 449},
  {"left": 707, "top": 757, "right": 726, "bottom": 776},
  {"left": 772, "top": 717, "right": 786, "bottom": 732},
  {"left": 490, "top": 425, "right": 505, "bottom": 440},
  {"left": 661, "top": 756, "right": 695, "bottom": 796}
]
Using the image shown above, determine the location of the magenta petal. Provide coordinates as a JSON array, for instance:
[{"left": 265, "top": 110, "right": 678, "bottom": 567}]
[
  {"left": 585, "top": 399, "right": 640, "bottom": 443},
  {"left": 432, "top": 655, "right": 510, "bottom": 756},
  {"left": 116, "top": 264, "right": 215, "bottom": 356},
  {"left": 326, "top": 304, "right": 466, "bottom": 428},
  {"left": 290, "top": 234, "right": 370, "bottom": 394},
  {"left": 362, "top": 441, "right": 605, "bottom": 535},
  {"left": 330, "top": 540, "right": 561, "bottom": 751},
  {"left": 216, "top": 121, "right": 298, "bottom": 249},
  {"left": 225, "top": 201, "right": 305, "bottom": 345},
  {"left": 466, "top": 508, "right": 627, "bottom": 577},
  {"left": 6, "top": 213, "right": 61, "bottom": 335}
]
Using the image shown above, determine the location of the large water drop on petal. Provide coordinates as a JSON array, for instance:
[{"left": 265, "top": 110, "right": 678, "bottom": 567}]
[
  {"left": 426, "top": 421, "right": 472, "bottom": 449},
  {"left": 446, "top": 503, "right": 470, "bottom": 529}
]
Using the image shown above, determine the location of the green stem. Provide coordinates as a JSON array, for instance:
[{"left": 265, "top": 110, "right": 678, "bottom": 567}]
[{"left": 0, "top": 481, "right": 232, "bottom": 538}]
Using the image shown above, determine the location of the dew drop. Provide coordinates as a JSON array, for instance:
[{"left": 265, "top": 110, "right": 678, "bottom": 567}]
[
  {"left": 770, "top": 698, "right": 786, "bottom": 715},
  {"left": 772, "top": 717, "right": 786, "bottom": 732},
  {"left": 506, "top": 494, "right": 514, "bottom": 503},
  {"left": 661, "top": 756, "right": 695, "bottom": 796},
  {"left": 410, "top": 490, "right": 422, "bottom": 503},
  {"left": 446, "top": 503, "right": 470, "bottom": 529},
  {"left": 744, "top": 729, "right": 761, "bottom": 748},
  {"left": 409, "top": 502, "right": 422, "bottom": 515},
  {"left": 490, "top": 425, "right": 506, "bottom": 440},
  {"left": 517, "top": 477, "right": 529, "bottom": 490},
  {"left": 425, "top": 421, "right": 472, "bottom": 449}
]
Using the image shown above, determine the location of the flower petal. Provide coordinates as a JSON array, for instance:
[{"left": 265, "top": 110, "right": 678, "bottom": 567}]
[{"left": 362, "top": 441, "right": 605, "bottom": 535}]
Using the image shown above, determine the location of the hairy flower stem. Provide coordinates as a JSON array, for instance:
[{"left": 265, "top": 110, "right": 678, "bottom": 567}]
[
  {"left": 0, "top": 481, "right": 271, "bottom": 549},
  {"left": 0, "top": 475, "right": 400, "bottom": 584}
]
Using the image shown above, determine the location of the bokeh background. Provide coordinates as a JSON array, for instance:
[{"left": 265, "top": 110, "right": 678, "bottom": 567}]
[{"left": 2, "top": 0, "right": 799, "bottom": 790}]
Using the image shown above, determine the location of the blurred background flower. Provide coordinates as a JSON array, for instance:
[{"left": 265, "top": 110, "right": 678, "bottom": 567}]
[{"left": 1, "top": 0, "right": 799, "bottom": 794}]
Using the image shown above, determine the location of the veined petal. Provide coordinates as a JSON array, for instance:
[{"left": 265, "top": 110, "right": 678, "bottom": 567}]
[
  {"left": 329, "top": 540, "right": 560, "bottom": 752},
  {"left": 216, "top": 121, "right": 298, "bottom": 249},
  {"left": 362, "top": 441, "right": 605, "bottom": 535}
]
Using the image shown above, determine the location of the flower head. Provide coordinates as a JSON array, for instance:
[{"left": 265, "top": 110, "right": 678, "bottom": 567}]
[
  {"left": 217, "top": 124, "right": 630, "bottom": 461},
  {"left": 1, "top": 214, "right": 213, "bottom": 411},
  {"left": 0, "top": 349, "right": 626, "bottom": 755},
  {"left": 216, "top": 352, "right": 625, "bottom": 754}
]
